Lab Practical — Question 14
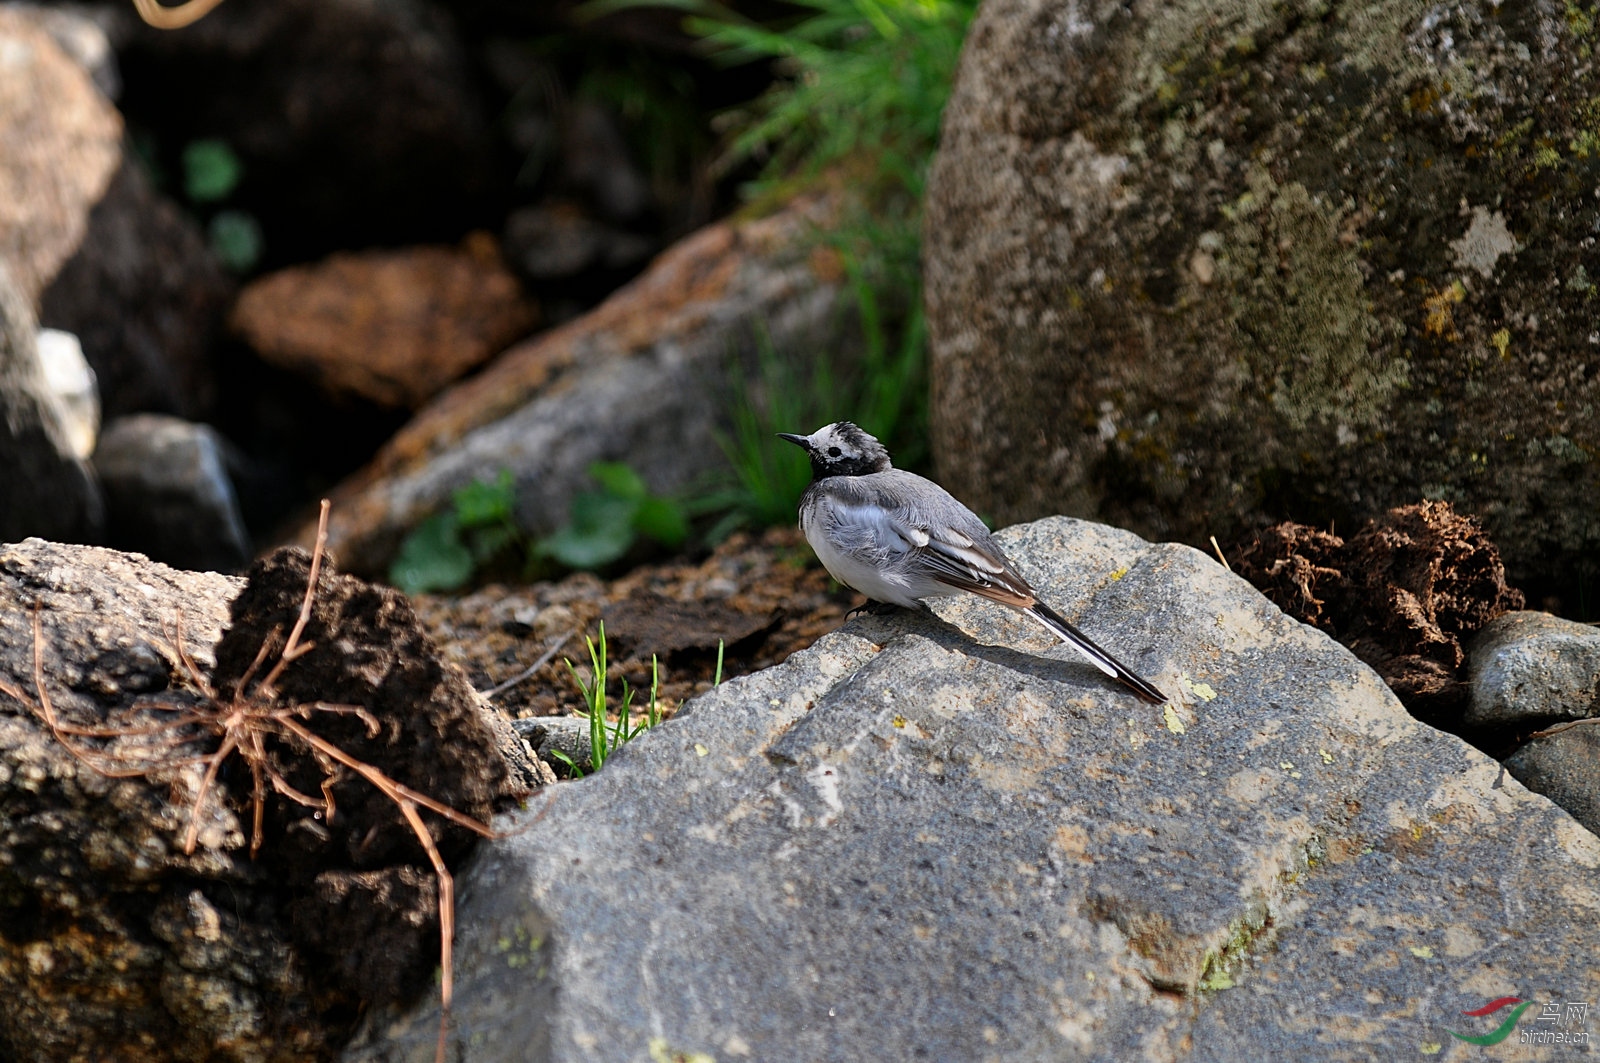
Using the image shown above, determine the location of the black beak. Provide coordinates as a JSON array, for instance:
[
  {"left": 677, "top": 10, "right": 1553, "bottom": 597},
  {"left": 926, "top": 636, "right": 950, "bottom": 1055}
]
[{"left": 776, "top": 433, "right": 811, "bottom": 450}]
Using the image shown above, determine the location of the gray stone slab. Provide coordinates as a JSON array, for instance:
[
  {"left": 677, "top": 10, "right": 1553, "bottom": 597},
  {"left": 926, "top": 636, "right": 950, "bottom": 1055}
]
[{"left": 346, "top": 517, "right": 1600, "bottom": 1061}]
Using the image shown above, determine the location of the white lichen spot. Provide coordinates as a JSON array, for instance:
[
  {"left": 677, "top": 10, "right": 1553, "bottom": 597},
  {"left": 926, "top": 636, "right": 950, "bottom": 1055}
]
[
  {"left": 805, "top": 761, "right": 844, "bottom": 827},
  {"left": 1449, "top": 206, "right": 1522, "bottom": 279}
]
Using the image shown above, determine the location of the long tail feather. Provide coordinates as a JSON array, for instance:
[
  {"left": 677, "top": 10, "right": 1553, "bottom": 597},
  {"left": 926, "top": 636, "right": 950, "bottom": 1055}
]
[{"left": 1024, "top": 602, "right": 1167, "bottom": 705}]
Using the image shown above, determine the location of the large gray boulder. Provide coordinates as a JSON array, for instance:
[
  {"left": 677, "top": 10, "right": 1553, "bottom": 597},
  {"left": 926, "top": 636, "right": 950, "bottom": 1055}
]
[
  {"left": 346, "top": 517, "right": 1600, "bottom": 1060},
  {"left": 924, "top": 0, "right": 1600, "bottom": 596}
]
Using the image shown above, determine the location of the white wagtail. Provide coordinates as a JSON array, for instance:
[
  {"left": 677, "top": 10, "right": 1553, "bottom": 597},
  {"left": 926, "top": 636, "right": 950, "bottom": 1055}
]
[{"left": 779, "top": 422, "right": 1166, "bottom": 704}]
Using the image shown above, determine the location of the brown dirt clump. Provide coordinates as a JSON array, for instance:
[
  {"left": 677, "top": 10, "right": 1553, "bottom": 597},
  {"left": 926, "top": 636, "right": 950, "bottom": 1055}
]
[
  {"left": 1229, "top": 501, "right": 1524, "bottom": 717},
  {"left": 211, "top": 546, "right": 513, "bottom": 1014}
]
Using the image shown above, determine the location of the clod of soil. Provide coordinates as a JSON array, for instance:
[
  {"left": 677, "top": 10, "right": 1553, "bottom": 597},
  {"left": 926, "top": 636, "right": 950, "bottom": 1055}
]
[
  {"left": 1229, "top": 500, "right": 1525, "bottom": 718},
  {"left": 211, "top": 547, "right": 517, "bottom": 1014}
]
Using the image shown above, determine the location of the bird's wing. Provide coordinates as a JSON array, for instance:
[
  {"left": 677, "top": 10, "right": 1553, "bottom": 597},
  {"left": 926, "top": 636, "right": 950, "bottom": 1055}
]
[{"left": 823, "top": 472, "right": 1037, "bottom": 607}]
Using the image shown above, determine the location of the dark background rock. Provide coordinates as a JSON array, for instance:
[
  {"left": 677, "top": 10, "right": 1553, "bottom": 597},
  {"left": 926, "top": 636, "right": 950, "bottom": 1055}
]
[
  {"left": 110, "top": 0, "right": 504, "bottom": 266},
  {"left": 345, "top": 516, "right": 1600, "bottom": 1061},
  {"left": 925, "top": 0, "right": 1600, "bottom": 605},
  {"left": 0, "top": 266, "right": 104, "bottom": 544},
  {"left": 1, "top": 6, "right": 227, "bottom": 423},
  {"left": 39, "top": 157, "right": 233, "bottom": 419},
  {"left": 93, "top": 413, "right": 252, "bottom": 573}
]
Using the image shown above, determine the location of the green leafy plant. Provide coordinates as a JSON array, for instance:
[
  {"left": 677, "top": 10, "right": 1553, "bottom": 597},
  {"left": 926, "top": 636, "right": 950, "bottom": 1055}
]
[
  {"left": 389, "top": 471, "right": 521, "bottom": 594},
  {"left": 535, "top": 462, "right": 689, "bottom": 570},
  {"left": 179, "top": 137, "right": 264, "bottom": 272},
  {"left": 390, "top": 465, "right": 690, "bottom": 594},
  {"left": 550, "top": 622, "right": 663, "bottom": 777},
  {"left": 207, "top": 211, "right": 263, "bottom": 272},
  {"left": 587, "top": 0, "right": 976, "bottom": 201},
  {"left": 182, "top": 138, "right": 243, "bottom": 202}
]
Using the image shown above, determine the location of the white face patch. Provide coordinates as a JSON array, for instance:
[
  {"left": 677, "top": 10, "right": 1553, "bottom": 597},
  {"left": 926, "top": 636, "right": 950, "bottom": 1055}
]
[{"left": 811, "top": 423, "right": 861, "bottom": 462}]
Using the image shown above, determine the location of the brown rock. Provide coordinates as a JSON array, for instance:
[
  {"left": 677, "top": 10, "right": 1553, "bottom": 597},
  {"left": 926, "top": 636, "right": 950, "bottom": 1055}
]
[
  {"left": 925, "top": 0, "right": 1600, "bottom": 594},
  {"left": 0, "top": 9, "right": 122, "bottom": 305},
  {"left": 230, "top": 236, "right": 537, "bottom": 409}
]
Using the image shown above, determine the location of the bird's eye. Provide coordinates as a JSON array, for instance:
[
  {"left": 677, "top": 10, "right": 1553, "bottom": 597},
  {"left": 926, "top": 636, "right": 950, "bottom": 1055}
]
[{"left": 827, "top": 446, "right": 842, "bottom": 457}]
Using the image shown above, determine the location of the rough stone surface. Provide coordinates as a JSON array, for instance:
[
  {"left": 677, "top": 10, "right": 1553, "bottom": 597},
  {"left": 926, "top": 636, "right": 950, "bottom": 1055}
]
[
  {"left": 0, "top": 7, "right": 121, "bottom": 304},
  {"left": 93, "top": 413, "right": 253, "bottom": 574},
  {"left": 1466, "top": 611, "right": 1600, "bottom": 728},
  {"left": 230, "top": 237, "right": 538, "bottom": 409},
  {"left": 1505, "top": 724, "right": 1600, "bottom": 838},
  {"left": 286, "top": 194, "right": 852, "bottom": 576},
  {"left": 925, "top": 0, "right": 1600, "bottom": 593},
  {"left": 344, "top": 516, "right": 1600, "bottom": 1061},
  {"left": 0, "top": 265, "right": 103, "bottom": 544}
]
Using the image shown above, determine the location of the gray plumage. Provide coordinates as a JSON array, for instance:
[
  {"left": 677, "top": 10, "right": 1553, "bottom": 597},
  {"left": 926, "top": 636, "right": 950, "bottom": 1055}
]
[{"left": 780, "top": 422, "right": 1166, "bottom": 704}]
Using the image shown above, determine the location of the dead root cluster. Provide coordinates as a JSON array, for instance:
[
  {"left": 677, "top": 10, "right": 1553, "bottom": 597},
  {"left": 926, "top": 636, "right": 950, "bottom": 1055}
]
[{"left": 0, "top": 502, "right": 496, "bottom": 1062}]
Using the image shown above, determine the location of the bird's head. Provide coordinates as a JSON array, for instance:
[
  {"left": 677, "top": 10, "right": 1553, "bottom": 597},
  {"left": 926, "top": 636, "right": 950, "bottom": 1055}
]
[{"left": 778, "top": 422, "right": 893, "bottom": 479}]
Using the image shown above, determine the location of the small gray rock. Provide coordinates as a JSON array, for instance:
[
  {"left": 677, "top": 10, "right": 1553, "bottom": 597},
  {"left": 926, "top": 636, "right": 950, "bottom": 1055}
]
[
  {"left": 93, "top": 414, "right": 251, "bottom": 573},
  {"left": 1506, "top": 724, "right": 1600, "bottom": 837},
  {"left": 35, "top": 327, "right": 98, "bottom": 459},
  {"left": 511, "top": 715, "right": 593, "bottom": 774},
  {"left": 1465, "top": 611, "right": 1600, "bottom": 728}
]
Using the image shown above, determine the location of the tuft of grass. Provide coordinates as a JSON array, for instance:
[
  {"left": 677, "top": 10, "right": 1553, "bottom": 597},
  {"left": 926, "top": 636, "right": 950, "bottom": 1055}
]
[
  {"left": 589, "top": 0, "right": 977, "bottom": 203},
  {"left": 551, "top": 622, "right": 663, "bottom": 777}
]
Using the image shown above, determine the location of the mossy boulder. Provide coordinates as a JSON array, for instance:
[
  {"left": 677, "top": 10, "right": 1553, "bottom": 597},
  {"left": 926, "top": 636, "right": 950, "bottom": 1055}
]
[{"left": 925, "top": 0, "right": 1600, "bottom": 598}]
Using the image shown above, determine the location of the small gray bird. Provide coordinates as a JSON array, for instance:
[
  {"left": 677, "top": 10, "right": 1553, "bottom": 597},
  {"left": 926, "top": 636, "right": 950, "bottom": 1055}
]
[{"left": 779, "top": 422, "right": 1166, "bottom": 704}]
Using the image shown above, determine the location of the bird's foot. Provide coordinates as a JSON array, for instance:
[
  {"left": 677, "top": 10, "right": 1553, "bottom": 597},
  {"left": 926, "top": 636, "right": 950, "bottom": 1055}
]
[{"left": 846, "top": 599, "right": 904, "bottom": 619}]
